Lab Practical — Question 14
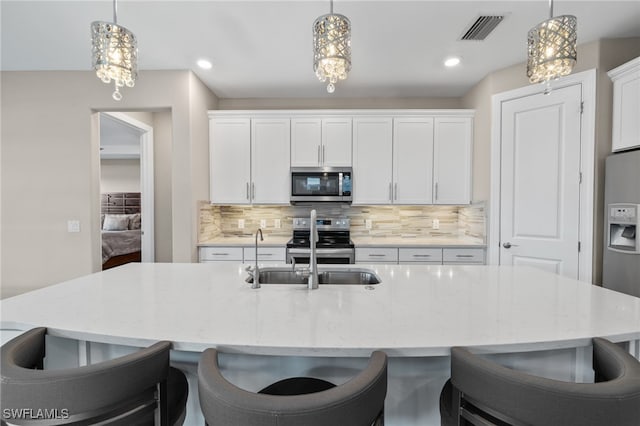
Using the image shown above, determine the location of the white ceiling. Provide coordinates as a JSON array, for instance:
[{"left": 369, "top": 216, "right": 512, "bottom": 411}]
[{"left": 2, "top": 1, "right": 640, "bottom": 98}]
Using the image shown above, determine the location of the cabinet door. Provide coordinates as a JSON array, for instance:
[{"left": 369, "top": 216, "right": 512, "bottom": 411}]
[
  {"left": 210, "top": 118, "right": 251, "bottom": 204},
  {"left": 442, "top": 248, "right": 485, "bottom": 264},
  {"left": 199, "top": 246, "right": 243, "bottom": 262},
  {"left": 322, "top": 118, "right": 352, "bottom": 166},
  {"left": 353, "top": 117, "right": 393, "bottom": 204},
  {"left": 612, "top": 65, "right": 640, "bottom": 152},
  {"left": 393, "top": 117, "right": 434, "bottom": 204},
  {"left": 291, "top": 118, "right": 322, "bottom": 166},
  {"left": 251, "top": 119, "right": 291, "bottom": 204},
  {"left": 355, "top": 247, "right": 398, "bottom": 264},
  {"left": 433, "top": 117, "right": 472, "bottom": 205},
  {"left": 399, "top": 247, "right": 442, "bottom": 264}
]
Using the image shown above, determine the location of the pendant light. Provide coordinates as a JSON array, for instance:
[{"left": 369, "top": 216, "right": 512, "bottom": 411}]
[
  {"left": 313, "top": 0, "right": 351, "bottom": 94},
  {"left": 91, "top": 0, "right": 138, "bottom": 101},
  {"left": 527, "top": 0, "right": 577, "bottom": 90}
]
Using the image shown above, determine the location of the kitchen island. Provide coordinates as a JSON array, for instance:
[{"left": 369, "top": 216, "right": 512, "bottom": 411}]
[{"left": 2, "top": 263, "right": 639, "bottom": 425}]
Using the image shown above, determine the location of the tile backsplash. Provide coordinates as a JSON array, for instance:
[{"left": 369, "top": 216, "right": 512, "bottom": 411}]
[{"left": 199, "top": 203, "right": 486, "bottom": 242}]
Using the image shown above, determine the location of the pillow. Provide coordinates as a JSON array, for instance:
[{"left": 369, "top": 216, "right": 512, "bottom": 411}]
[
  {"left": 103, "top": 214, "right": 130, "bottom": 231},
  {"left": 128, "top": 213, "right": 141, "bottom": 230}
]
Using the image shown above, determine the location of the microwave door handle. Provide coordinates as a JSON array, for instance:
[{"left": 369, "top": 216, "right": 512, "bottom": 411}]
[{"left": 339, "top": 173, "right": 343, "bottom": 196}]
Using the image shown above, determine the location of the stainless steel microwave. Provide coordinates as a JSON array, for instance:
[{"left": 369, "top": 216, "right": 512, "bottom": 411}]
[{"left": 290, "top": 167, "right": 352, "bottom": 203}]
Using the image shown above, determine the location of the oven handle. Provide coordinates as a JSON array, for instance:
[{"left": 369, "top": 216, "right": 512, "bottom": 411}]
[{"left": 287, "top": 248, "right": 354, "bottom": 255}]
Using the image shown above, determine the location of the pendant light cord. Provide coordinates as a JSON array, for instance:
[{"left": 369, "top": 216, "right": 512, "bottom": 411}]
[
  {"left": 330, "top": 0, "right": 333, "bottom": 15},
  {"left": 548, "top": 0, "right": 553, "bottom": 19},
  {"left": 113, "top": 0, "right": 118, "bottom": 24}
]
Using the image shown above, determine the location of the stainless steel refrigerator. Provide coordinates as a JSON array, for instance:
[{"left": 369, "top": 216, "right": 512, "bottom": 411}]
[{"left": 602, "top": 149, "right": 640, "bottom": 298}]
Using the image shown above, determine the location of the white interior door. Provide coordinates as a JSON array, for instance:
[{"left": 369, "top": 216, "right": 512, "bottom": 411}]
[{"left": 499, "top": 84, "right": 582, "bottom": 278}]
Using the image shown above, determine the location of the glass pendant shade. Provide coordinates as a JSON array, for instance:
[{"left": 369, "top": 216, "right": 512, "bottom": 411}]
[
  {"left": 527, "top": 3, "right": 577, "bottom": 85},
  {"left": 313, "top": 6, "right": 351, "bottom": 94},
  {"left": 91, "top": 0, "right": 137, "bottom": 101}
]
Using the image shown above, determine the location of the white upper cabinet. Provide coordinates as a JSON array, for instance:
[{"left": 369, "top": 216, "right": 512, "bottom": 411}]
[
  {"left": 211, "top": 110, "right": 473, "bottom": 206},
  {"left": 291, "top": 117, "right": 352, "bottom": 167},
  {"left": 393, "top": 117, "right": 434, "bottom": 204},
  {"left": 209, "top": 117, "right": 290, "bottom": 205},
  {"left": 609, "top": 56, "right": 640, "bottom": 152},
  {"left": 433, "top": 117, "right": 472, "bottom": 205},
  {"left": 210, "top": 118, "right": 251, "bottom": 204},
  {"left": 251, "top": 118, "right": 291, "bottom": 204},
  {"left": 353, "top": 117, "right": 393, "bottom": 204}
]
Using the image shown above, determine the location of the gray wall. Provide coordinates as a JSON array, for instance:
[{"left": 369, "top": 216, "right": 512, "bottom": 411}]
[
  {"left": 1, "top": 70, "right": 218, "bottom": 298},
  {"left": 462, "top": 37, "right": 640, "bottom": 284}
]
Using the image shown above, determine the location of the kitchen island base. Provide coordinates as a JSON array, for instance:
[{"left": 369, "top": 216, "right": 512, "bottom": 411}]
[{"left": 17, "top": 335, "right": 612, "bottom": 426}]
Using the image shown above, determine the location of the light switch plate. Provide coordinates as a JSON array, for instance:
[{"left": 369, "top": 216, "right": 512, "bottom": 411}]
[
  {"left": 432, "top": 219, "right": 440, "bottom": 230},
  {"left": 365, "top": 219, "right": 372, "bottom": 229},
  {"left": 260, "top": 219, "right": 267, "bottom": 228},
  {"left": 238, "top": 219, "right": 245, "bottom": 229},
  {"left": 274, "top": 219, "right": 281, "bottom": 228},
  {"left": 67, "top": 220, "right": 81, "bottom": 233}
]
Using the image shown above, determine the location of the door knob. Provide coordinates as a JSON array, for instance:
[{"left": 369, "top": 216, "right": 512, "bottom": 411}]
[{"left": 503, "top": 242, "right": 518, "bottom": 249}]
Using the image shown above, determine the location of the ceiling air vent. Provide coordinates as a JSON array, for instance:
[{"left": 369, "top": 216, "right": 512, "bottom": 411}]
[{"left": 461, "top": 15, "right": 504, "bottom": 41}]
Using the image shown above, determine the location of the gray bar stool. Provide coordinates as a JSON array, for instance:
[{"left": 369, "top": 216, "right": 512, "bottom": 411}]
[
  {"left": 1, "top": 327, "right": 188, "bottom": 425},
  {"left": 440, "top": 337, "right": 640, "bottom": 426},
  {"left": 198, "top": 349, "right": 388, "bottom": 426}
]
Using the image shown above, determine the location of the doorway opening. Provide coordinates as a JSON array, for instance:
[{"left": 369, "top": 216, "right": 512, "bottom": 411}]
[{"left": 99, "top": 112, "right": 154, "bottom": 269}]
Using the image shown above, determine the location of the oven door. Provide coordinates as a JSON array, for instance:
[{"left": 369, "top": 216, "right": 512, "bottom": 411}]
[{"left": 286, "top": 248, "right": 355, "bottom": 264}]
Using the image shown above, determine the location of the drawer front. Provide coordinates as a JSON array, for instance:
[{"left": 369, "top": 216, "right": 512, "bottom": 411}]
[
  {"left": 399, "top": 248, "right": 443, "bottom": 263},
  {"left": 356, "top": 247, "right": 398, "bottom": 263},
  {"left": 443, "top": 248, "right": 485, "bottom": 264},
  {"left": 199, "top": 247, "right": 243, "bottom": 262},
  {"left": 243, "top": 247, "right": 286, "bottom": 262}
]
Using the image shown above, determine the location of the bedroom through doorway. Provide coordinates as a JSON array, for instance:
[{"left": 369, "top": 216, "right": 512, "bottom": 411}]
[{"left": 99, "top": 112, "right": 155, "bottom": 270}]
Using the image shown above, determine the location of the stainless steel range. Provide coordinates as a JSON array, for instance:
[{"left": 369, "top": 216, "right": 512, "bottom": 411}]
[{"left": 286, "top": 217, "right": 354, "bottom": 264}]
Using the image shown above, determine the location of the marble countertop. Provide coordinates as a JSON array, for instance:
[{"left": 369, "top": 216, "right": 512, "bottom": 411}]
[
  {"left": 2, "top": 263, "right": 638, "bottom": 356},
  {"left": 351, "top": 235, "right": 485, "bottom": 247},
  {"left": 199, "top": 235, "right": 485, "bottom": 248},
  {"left": 198, "top": 235, "right": 291, "bottom": 247}
]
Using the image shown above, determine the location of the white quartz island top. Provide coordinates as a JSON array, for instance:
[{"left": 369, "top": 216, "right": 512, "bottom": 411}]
[{"left": 1, "top": 263, "right": 639, "bottom": 356}]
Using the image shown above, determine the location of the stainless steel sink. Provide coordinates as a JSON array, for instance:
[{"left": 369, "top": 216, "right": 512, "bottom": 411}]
[{"left": 245, "top": 268, "right": 381, "bottom": 285}]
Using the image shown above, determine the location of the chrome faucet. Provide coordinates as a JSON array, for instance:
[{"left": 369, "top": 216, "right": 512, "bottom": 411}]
[
  {"left": 246, "top": 228, "right": 263, "bottom": 289},
  {"left": 308, "top": 210, "right": 319, "bottom": 290}
]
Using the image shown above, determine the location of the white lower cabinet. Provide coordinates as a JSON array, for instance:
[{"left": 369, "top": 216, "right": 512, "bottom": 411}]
[
  {"left": 398, "top": 248, "right": 442, "bottom": 264},
  {"left": 199, "top": 247, "right": 243, "bottom": 263},
  {"left": 243, "top": 247, "right": 286, "bottom": 264},
  {"left": 442, "top": 248, "right": 485, "bottom": 264},
  {"left": 357, "top": 246, "right": 486, "bottom": 265},
  {"left": 199, "top": 246, "right": 286, "bottom": 264},
  {"left": 356, "top": 247, "right": 398, "bottom": 264}
]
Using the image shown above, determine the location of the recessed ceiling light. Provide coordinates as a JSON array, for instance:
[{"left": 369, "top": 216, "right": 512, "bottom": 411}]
[
  {"left": 444, "top": 57, "right": 461, "bottom": 67},
  {"left": 197, "top": 59, "right": 213, "bottom": 70}
]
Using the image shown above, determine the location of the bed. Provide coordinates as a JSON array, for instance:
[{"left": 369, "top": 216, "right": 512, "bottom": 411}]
[{"left": 101, "top": 193, "right": 142, "bottom": 270}]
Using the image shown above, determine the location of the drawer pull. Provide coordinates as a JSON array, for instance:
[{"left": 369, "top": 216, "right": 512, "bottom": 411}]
[
  {"left": 368, "top": 254, "right": 386, "bottom": 257},
  {"left": 456, "top": 254, "right": 474, "bottom": 258},
  {"left": 412, "top": 254, "right": 431, "bottom": 257},
  {"left": 211, "top": 253, "right": 229, "bottom": 256},
  {"left": 259, "top": 253, "right": 273, "bottom": 256}
]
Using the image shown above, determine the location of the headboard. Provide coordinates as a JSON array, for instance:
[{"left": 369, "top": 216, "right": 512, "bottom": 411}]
[{"left": 101, "top": 192, "right": 141, "bottom": 214}]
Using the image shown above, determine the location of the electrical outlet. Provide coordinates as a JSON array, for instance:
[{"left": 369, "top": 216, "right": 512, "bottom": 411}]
[
  {"left": 432, "top": 219, "right": 440, "bottom": 230},
  {"left": 274, "top": 219, "right": 281, "bottom": 229},
  {"left": 260, "top": 219, "right": 267, "bottom": 228},
  {"left": 365, "top": 219, "right": 372, "bottom": 230},
  {"left": 238, "top": 219, "right": 245, "bottom": 229}
]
